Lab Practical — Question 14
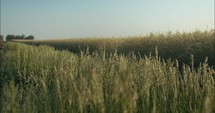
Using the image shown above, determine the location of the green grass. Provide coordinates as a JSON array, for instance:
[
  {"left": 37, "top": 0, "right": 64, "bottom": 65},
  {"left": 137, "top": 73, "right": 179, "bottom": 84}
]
[{"left": 0, "top": 42, "right": 214, "bottom": 113}]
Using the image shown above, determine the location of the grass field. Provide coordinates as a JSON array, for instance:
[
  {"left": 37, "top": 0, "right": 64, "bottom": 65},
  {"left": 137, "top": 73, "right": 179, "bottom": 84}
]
[
  {"left": 16, "top": 30, "right": 215, "bottom": 68},
  {"left": 0, "top": 30, "right": 215, "bottom": 113}
]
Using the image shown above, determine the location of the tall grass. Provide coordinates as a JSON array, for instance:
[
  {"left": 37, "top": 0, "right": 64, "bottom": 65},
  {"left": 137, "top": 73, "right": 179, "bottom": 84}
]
[
  {"left": 0, "top": 42, "right": 214, "bottom": 113},
  {"left": 17, "top": 30, "right": 215, "bottom": 68}
]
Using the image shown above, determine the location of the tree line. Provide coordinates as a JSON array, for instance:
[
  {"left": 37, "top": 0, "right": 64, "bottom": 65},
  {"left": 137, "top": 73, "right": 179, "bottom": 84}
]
[{"left": 0, "top": 34, "right": 35, "bottom": 41}]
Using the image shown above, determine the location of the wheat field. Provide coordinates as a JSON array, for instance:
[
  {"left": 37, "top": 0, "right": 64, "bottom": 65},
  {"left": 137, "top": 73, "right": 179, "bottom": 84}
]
[
  {"left": 16, "top": 30, "right": 215, "bottom": 68},
  {"left": 0, "top": 30, "right": 215, "bottom": 113}
]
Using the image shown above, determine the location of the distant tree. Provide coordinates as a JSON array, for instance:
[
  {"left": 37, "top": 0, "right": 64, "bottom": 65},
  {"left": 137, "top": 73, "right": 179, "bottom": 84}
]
[
  {"left": 6, "top": 34, "right": 34, "bottom": 41},
  {"left": 25, "top": 35, "right": 34, "bottom": 40},
  {"left": 0, "top": 35, "right": 3, "bottom": 49},
  {"left": 0, "top": 35, "right": 3, "bottom": 41},
  {"left": 15, "top": 35, "right": 25, "bottom": 40},
  {"left": 21, "top": 34, "right": 25, "bottom": 39},
  {"left": 6, "top": 35, "right": 15, "bottom": 41}
]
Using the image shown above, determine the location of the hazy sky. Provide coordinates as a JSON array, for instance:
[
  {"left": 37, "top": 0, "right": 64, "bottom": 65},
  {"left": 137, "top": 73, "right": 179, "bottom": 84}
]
[{"left": 0, "top": 0, "right": 214, "bottom": 39}]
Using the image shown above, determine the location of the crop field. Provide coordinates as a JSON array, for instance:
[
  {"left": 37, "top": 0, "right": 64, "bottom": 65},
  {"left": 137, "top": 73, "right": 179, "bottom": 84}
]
[
  {"left": 0, "top": 30, "right": 215, "bottom": 113},
  {"left": 17, "top": 30, "right": 215, "bottom": 68}
]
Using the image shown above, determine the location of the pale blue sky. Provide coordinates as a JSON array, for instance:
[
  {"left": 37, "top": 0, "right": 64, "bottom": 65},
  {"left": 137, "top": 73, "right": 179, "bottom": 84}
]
[{"left": 0, "top": 0, "right": 214, "bottom": 39}]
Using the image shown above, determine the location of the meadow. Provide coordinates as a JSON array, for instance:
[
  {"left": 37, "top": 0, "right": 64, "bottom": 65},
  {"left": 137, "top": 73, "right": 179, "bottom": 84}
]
[{"left": 0, "top": 30, "right": 214, "bottom": 113}]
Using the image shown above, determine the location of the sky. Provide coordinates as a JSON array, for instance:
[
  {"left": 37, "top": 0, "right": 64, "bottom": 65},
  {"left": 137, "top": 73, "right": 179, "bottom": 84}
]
[{"left": 0, "top": 0, "right": 214, "bottom": 39}]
